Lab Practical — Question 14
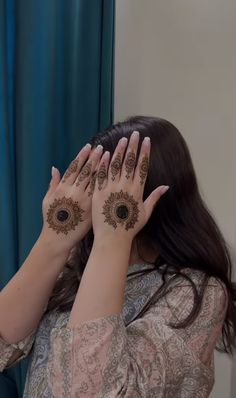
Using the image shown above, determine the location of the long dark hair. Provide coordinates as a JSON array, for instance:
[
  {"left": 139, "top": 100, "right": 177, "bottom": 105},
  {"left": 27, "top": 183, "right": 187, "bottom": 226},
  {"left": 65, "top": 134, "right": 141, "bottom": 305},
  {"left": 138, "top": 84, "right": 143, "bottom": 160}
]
[{"left": 46, "top": 116, "right": 236, "bottom": 355}]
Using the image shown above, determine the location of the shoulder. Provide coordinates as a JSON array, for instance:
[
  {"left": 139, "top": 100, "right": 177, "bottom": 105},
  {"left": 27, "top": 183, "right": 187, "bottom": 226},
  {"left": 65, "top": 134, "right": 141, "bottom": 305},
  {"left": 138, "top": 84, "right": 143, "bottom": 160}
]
[
  {"left": 163, "top": 268, "right": 228, "bottom": 319},
  {"left": 158, "top": 269, "right": 228, "bottom": 366},
  {"left": 201, "top": 275, "right": 228, "bottom": 319}
]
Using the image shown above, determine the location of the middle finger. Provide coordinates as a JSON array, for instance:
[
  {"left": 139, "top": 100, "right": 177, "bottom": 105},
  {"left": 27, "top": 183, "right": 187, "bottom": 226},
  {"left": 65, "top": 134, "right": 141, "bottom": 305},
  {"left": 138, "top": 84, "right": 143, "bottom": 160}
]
[
  {"left": 74, "top": 144, "right": 103, "bottom": 189},
  {"left": 120, "top": 130, "right": 140, "bottom": 183}
]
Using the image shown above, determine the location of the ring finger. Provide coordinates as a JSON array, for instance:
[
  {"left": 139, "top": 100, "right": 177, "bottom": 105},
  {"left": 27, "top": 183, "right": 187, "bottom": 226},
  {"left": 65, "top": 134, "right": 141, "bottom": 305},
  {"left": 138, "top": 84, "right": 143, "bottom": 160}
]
[
  {"left": 108, "top": 137, "right": 128, "bottom": 183},
  {"left": 95, "top": 151, "right": 110, "bottom": 191},
  {"left": 74, "top": 144, "right": 103, "bottom": 189}
]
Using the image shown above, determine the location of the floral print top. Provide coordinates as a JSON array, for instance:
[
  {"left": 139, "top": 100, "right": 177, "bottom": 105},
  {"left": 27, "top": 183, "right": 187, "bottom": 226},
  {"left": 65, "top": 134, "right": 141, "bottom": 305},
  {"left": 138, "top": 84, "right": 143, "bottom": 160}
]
[{"left": 0, "top": 263, "right": 227, "bottom": 397}]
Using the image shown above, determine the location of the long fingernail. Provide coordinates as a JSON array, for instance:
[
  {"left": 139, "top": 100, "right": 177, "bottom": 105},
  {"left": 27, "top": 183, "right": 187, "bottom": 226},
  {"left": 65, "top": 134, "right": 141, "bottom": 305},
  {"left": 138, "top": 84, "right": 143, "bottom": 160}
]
[
  {"left": 143, "top": 136, "right": 150, "bottom": 145},
  {"left": 51, "top": 166, "right": 56, "bottom": 178},
  {"left": 120, "top": 137, "right": 128, "bottom": 146},
  {"left": 95, "top": 144, "right": 103, "bottom": 153},
  {"left": 161, "top": 185, "right": 170, "bottom": 194},
  {"left": 132, "top": 130, "right": 139, "bottom": 138},
  {"left": 104, "top": 151, "right": 110, "bottom": 160}
]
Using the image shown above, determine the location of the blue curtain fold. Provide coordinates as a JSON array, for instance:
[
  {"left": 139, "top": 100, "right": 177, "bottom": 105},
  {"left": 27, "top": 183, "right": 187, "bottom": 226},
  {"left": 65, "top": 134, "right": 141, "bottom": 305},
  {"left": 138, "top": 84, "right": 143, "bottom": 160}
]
[{"left": 0, "top": 0, "right": 115, "bottom": 396}]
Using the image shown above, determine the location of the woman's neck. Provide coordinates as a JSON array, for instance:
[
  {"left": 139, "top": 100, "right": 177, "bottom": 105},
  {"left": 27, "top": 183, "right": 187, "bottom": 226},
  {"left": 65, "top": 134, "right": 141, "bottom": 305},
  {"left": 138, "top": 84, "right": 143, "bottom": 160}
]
[{"left": 128, "top": 238, "right": 158, "bottom": 267}]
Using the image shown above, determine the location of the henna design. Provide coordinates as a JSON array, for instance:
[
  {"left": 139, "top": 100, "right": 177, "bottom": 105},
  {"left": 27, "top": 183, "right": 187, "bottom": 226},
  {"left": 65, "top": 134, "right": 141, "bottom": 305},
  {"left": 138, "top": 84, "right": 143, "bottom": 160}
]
[
  {"left": 125, "top": 151, "right": 136, "bottom": 179},
  {"left": 88, "top": 171, "right": 97, "bottom": 197},
  {"left": 46, "top": 196, "right": 84, "bottom": 234},
  {"left": 76, "top": 162, "right": 92, "bottom": 186},
  {"left": 110, "top": 153, "right": 122, "bottom": 181},
  {"left": 97, "top": 162, "right": 107, "bottom": 190},
  {"left": 62, "top": 159, "right": 79, "bottom": 183},
  {"left": 139, "top": 155, "right": 149, "bottom": 185},
  {"left": 102, "top": 190, "right": 139, "bottom": 230}
]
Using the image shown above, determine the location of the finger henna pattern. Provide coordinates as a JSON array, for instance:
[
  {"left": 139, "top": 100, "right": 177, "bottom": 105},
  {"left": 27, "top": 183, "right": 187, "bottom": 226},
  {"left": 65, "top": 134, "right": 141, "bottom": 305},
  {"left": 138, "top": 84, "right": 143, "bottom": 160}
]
[
  {"left": 125, "top": 151, "right": 136, "bottom": 179},
  {"left": 76, "top": 162, "right": 92, "bottom": 186},
  {"left": 62, "top": 159, "right": 79, "bottom": 183},
  {"left": 139, "top": 155, "right": 149, "bottom": 185},
  {"left": 97, "top": 162, "right": 107, "bottom": 190},
  {"left": 110, "top": 153, "right": 122, "bottom": 181},
  {"left": 102, "top": 190, "right": 139, "bottom": 230},
  {"left": 46, "top": 197, "right": 84, "bottom": 234},
  {"left": 88, "top": 171, "right": 97, "bottom": 197}
]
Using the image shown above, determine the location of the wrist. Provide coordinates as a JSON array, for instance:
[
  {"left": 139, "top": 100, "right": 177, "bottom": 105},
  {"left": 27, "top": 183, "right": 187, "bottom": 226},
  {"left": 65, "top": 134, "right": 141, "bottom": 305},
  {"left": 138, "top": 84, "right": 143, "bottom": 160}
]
[
  {"left": 91, "top": 236, "right": 131, "bottom": 272},
  {"left": 36, "top": 232, "right": 71, "bottom": 260},
  {"left": 93, "top": 234, "right": 132, "bottom": 253}
]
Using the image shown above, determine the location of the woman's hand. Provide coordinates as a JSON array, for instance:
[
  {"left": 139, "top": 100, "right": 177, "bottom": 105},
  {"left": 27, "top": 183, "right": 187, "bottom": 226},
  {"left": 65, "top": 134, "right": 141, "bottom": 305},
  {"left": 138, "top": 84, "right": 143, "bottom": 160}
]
[
  {"left": 92, "top": 131, "right": 169, "bottom": 247},
  {"left": 40, "top": 143, "right": 103, "bottom": 254}
]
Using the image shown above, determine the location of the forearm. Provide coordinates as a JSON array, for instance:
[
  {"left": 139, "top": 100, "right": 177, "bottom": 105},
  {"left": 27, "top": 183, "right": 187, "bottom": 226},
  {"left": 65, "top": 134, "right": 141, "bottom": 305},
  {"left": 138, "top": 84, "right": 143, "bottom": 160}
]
[
  {"left": 68, "top": 238, "right": 131, "bottom": 328},
  {"left": 0, "top": 234, "right": 70, "bottom": 344}
]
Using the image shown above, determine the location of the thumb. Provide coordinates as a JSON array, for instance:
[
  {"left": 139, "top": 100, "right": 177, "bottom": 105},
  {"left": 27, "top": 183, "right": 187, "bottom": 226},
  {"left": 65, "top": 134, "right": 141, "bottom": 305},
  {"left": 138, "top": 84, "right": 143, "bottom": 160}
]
[
  {"left": 144, "top": 185, "right": 169, "bottom": 220},
  {"left": 47, "top": 166, "right": 61, "bottom": 196}
]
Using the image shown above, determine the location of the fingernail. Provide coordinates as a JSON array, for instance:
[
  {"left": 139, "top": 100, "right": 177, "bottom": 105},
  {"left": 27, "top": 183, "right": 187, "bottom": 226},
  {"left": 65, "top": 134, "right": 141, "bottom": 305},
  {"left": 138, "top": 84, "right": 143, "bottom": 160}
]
[
  {"left": 132, "top": 130, "right": 139, "bottom": 138},
  {"left": 120, "top": 137, "right": 128, "bottom": 146},
  {"left": 51, "top": 166, "right": 56, "bottom": 178},
  {"left": 161, "top": 185, "right": 170, "bottom": 194},
  {"left": 143, "top": 136, "right": 150, "bottom": 145},
  {"left": 104, "top": 151, "right": 110, "bottom": 159},
  {"left": 95, "top": 144, "right": 103, "bottom": 152},
  {"left": 85, "top": 143, "right": 91, "bottom": 149}
]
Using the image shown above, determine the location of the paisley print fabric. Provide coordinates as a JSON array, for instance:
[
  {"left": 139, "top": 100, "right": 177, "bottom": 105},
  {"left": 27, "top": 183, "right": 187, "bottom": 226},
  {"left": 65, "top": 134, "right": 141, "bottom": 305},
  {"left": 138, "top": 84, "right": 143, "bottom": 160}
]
[
  {"left": 0, "top": 329, "right": 35, "bottom": 372},
  {"left": 0, "top": 264, "right": 227, "bottom": 397}
]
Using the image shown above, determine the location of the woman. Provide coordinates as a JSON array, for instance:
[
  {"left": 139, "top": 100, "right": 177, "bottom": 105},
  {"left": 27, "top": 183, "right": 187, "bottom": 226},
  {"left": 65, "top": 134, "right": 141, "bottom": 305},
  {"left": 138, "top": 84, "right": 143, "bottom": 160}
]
[{"left": 0, "top": 116, "right": 235, "bottom": 397}]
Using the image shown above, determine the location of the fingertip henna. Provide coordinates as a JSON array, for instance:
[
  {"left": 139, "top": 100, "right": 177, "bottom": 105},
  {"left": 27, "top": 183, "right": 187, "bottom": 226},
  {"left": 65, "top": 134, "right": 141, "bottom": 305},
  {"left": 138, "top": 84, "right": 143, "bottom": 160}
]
[
  {"left": 139, "top": 155, "right": 149, "bottom": 185},
  {"left": 125, "top": 151, "right": 136, "bottom": 179},
  {"left": 76, "top": 162, "right": 92, "bottom": 186},
  {"left": 62, "top": 159, "right": 79, "bottom": 183},
  {"left": 88, "top": 171, "right": 97, "bottom": 197},
  {"left": 110, "top": 152, "right": 122, "bottom": 181},
  {"left": 97, "top": 162, "right": 107, "bottom": 190}
]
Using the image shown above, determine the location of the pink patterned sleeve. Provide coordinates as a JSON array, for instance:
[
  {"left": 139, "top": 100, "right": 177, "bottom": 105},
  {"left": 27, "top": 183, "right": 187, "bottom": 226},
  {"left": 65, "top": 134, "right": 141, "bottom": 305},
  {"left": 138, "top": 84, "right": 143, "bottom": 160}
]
[
  {"left": 47, "top": 276, "right": 227, "bottom": 398},
  {"left": 0, "top": 330, "right": 35, "bottom": 371}
]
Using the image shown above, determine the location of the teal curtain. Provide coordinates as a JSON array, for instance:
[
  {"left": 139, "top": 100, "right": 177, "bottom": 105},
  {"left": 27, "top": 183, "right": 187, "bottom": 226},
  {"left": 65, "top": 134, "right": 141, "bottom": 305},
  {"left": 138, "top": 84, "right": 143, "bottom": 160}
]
[{"left": 0, "top": 0, "right": 115, "bottom": 396}]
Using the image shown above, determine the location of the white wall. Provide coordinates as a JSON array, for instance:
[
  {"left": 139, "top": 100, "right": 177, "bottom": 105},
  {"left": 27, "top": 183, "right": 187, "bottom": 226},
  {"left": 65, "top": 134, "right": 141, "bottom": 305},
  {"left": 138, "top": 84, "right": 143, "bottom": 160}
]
[{"left": 115, "top": 1, "right": 236, "bottom": 397}]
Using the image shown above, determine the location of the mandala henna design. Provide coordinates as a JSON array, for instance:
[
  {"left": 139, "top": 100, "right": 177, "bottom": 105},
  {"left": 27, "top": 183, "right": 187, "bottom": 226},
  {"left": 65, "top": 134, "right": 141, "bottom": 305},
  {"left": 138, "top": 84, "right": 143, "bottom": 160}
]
[
  {"left": 139, "top": 155, "right": 149, "bottom": 185},
  {"left": 62, "top": 159, "right": 79, "bottom": 183},
  {"left": 88, "top": 171, "right": 97, "bottom": 197},
  {"left": 110, "top": 153, "right": 122, "bottom": 181},
  {"left": 46, "top": 196, "right": 84, "bottom": 234},
  {"left": 125, "top": 151, "right": 136, "bottom": 179},
  {"left": 97, "top": 162, "right": 107, "bottom": 190},
  {"left": 102, "top": 190, "right": 139, "bottom": 230},
  {"left": 76, "top": 162, "right": 92, "bottom": 186}
]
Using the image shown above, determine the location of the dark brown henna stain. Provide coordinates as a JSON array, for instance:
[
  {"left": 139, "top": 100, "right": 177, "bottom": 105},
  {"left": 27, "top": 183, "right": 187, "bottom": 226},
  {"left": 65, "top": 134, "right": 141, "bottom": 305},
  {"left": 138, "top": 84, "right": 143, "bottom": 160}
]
[
  {"left": 62, "top": 159, "right": 79, "bottom": 183},
  {"left": 46, "top": 196, "right": 84, "bottom": 234},
  {"left": 125, "top": 151, "right": 136, "bottom": 179},
  {"left": 139, "top": 155, "right": 149, "bottom": 185},
  {"left": 102, "top": 190, "right": 139, "bottom": 230},
  {"left": 76, "top": 162, "right": 92, "bottom": 186},
  {"left": 110, "top": 152, "right": 122, "bottom": 181},
  {"left": 88, "top": 171, "right": 97, "bottom": 197},
  {"left": 97, "top": 162, "right": 107, "bottom": 190}
]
